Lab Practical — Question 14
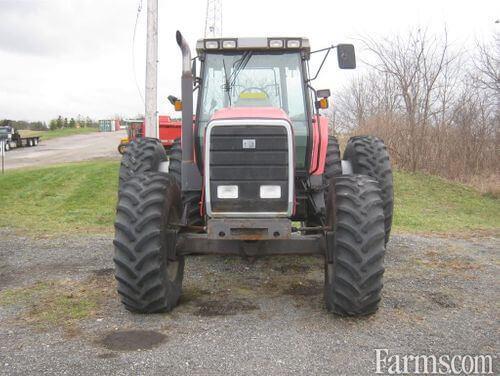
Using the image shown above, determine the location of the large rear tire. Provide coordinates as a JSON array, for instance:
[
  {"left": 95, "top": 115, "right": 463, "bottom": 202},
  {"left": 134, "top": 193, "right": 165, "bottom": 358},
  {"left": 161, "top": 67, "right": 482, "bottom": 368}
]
[
  {"left": 324, "top": 136, "right": 342, "bottom": 180},
  {"left": 117, "top": 143, "right": 127, "bottom": 155},
  {"left": 344, "top": 136, "right": 394, "bottom": 244},
  {"left": 113, "top": 172, "right": 184, "bottom": 313},
  {"left": 118, "top": 138, "right": 167, "bottom": 191},
  {"left": 324, "top": 175, "right": 386, "bottom": 316},
  {"left": 169, "top": 138, "right": 203, "bottom": 226}
]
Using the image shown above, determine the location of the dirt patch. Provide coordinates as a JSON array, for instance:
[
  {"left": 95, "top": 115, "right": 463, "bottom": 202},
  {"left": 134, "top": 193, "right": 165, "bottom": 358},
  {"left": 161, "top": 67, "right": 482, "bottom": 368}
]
[
  {"left": 416, "top": 251, "right": 483, "bottom": 272},
  {"left": 195, "top": 299, "right": 259, "bottom": 317},
  {"left": 92, "top": 268, "right": 114, "bottom": 277},
  {"left": 283, "top": 280, "right": 322, "bottom": 296},
  {"left": 384, "top": 296, "right": 410, "bottom": 310},
  {"left": 100, "top": 330, "right": 166, "bottom": 351},
  {"left": 178, "top": 287, "right": 210, "bottom": 304},
  {"left": 97, "top": 352, "right": 119, "bottom": 359},
  {"left": 427, "top": 291, "right": 457, "bottom": 308},
  {"left": 0, "top": 273, "right": 114, "bottom": 327},
  {"left": 0, "top": 272, "right": 14, "bottom": 290},
  {"left": 272, "top": 264, "right": 311, "bottom": 274}
]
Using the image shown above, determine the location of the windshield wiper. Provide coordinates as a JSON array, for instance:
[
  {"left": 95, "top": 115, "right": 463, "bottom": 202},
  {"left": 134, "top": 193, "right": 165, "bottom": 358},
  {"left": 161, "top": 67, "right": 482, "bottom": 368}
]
[
  {"left": 229, "top": 51, "right": 253, "bottom": 87},
  {"left": 222, "top": 58, "right": 232, "bottom": 106},
  {"left": 222, "top": 51, "right": 254, "bottom": 106}
]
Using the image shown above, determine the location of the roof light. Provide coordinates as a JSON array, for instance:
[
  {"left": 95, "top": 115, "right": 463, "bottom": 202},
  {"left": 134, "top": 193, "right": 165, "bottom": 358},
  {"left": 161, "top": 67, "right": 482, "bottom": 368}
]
[
  {"left": 222, "top": 40, "right": 237, "bottom": 49},
  {"left": 205, "top": 40, "right": 219, "bottom": 49},
  {"left": 287, "top": 39, "right": 301, "bottom": 48},
  {"left": 269, "top": 39, "right": 284, "bottom": 48}
]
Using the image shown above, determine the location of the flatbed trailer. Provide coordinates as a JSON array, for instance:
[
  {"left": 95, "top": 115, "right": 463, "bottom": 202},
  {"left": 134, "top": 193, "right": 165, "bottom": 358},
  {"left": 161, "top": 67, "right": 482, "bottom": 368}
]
[{"left": 0, "top": 126, "right": 40, "bottom": 151}]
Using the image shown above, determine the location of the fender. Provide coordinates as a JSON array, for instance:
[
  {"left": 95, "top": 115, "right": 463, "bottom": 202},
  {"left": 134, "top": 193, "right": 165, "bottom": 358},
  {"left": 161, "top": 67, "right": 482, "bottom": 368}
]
[{"left": 309, "top": 115, "right": 329, "bottom": 175}]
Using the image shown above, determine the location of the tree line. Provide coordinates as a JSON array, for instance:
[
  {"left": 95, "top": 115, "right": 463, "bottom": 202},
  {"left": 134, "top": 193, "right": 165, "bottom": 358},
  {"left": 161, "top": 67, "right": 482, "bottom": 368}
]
[
  {"left": 328, "top": 29, "right": 498, "bottom": 194},
  {"left": 48, "top": 115, "right": 98, "bottom": 130},
  {"left": 1, "top": 115, "right": 99, "bottom": 131}
]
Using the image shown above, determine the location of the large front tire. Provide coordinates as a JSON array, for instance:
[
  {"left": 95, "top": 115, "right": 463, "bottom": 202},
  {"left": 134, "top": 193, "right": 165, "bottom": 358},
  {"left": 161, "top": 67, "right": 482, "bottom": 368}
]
[
  {"left": 113, "top": 172, "right": 184, "bottom": 313},
  {"left": 344, "top": 136, "right": 394, "bottom": 244},
  {"left": 324, "top": 175, "right": 386, "bottom": 316}
]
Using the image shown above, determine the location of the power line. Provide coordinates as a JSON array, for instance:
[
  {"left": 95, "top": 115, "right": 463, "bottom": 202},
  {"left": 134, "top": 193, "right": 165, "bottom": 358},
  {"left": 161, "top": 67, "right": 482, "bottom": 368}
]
[{"left": 132, "top": 0, "right": 145, "bottom": 106}]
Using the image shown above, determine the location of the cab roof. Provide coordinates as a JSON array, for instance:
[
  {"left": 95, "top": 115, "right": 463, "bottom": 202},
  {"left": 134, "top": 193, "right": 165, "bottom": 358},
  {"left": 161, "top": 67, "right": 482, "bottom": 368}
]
[{"left": 196, "top": 37, "right": 310, "bottom": 55}]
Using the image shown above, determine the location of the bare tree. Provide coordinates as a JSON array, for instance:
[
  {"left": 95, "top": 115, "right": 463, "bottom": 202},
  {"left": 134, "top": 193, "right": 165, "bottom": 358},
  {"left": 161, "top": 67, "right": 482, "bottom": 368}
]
[{"left": 331, "top": 28, "right": 498, "bottom": 188}]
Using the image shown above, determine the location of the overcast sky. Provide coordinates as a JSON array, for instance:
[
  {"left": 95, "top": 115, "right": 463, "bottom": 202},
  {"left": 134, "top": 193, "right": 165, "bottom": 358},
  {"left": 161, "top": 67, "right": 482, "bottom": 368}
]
[{"left": 0, "top": 0, "right": 498, "bottom": 123}]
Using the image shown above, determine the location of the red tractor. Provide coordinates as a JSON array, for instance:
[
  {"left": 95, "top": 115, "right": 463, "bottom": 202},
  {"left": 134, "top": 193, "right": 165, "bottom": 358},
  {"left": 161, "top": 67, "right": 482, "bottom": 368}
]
[
  {"left": 114, "top": 32, "right": 394, "bottom": 316},
  {"left": 118, "top": 116, "right": 181, "bottom": 155}
]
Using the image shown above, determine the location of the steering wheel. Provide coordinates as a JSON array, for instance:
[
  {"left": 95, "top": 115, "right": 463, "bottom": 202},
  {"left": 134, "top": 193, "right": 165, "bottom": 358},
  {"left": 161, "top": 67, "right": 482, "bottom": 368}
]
[{"left": 239, "top": 87, "right": 270, "bottom": 98}]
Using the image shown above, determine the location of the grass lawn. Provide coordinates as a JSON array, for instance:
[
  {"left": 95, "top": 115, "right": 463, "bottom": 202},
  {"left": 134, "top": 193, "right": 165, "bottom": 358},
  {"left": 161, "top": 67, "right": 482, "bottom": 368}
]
[
  {"left": 0, "top": 161, "right": 498, "bottom": 236},
  {"left": 393, "top": 171, "right": 499, "bottom": 234},
  {"left": 19, "top": 127, "right": 98, "bottom": 141},
  {"left": 0, "top": 160, "right": 118, "bottom": 235}
]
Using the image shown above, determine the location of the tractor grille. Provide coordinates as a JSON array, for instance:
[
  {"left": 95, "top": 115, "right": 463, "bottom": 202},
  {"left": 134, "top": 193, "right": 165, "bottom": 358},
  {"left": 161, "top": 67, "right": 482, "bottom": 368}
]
[{"left": 205, "top": 121, "right": 293, "bottom": 217}]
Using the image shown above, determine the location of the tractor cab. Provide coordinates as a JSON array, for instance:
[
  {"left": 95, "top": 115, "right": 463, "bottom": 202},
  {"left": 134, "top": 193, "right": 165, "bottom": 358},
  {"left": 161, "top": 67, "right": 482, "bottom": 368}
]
[{"left": 195, "top": 38, "right": 312, "bottom": 170}]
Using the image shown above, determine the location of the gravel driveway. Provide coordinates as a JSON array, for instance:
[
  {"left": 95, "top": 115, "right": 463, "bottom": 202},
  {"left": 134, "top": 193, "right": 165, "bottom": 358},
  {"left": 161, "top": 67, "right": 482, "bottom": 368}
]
[
  {"left": 3, "top": 131, "right": 125, "bottom": 170},
  {"left": 0, "top": 230, "right": 498, "bottom": 375}
]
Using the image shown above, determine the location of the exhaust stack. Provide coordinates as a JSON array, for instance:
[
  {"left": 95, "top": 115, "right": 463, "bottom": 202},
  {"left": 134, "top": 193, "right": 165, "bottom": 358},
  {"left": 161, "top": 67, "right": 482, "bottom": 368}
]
[{"left": 176, "top": 31, "right": 201, "bottom": 192}]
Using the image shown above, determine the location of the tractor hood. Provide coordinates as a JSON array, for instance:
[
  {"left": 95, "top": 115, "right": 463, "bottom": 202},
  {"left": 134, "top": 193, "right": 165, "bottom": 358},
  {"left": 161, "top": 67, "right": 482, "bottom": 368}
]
[{"left": 211, "top": 107, "right": 292, "bottom": 122}]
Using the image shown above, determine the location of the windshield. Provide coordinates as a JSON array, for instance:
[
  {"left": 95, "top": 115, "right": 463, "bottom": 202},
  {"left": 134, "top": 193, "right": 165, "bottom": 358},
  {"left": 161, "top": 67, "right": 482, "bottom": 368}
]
[
  {"left": 197, "top": 51, "right": 309, "bottom": 169},
  {"left": 200, "top": 51, "right": 307, "bottom": 121}
]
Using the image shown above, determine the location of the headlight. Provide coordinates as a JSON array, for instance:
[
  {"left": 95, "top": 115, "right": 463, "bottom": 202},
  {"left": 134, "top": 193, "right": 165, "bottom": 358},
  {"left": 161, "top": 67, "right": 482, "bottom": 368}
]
[
  {"left": 217, "top": 185, "right": 238, "bottom": 199},
  {"left": 260, "top": 185, "right": 281, "bottom": 199},
  {"left": 287, "top": 40, "right": 301, "bottom": 48},
  {"left": 205, "top": 40, "right": 219, "bottom": 49},
  {"left": 268, "top": 39, "right": 284, "bottom": 48},
  {"left": 222, "top": 40, "right": 237, "bottom": 49}
]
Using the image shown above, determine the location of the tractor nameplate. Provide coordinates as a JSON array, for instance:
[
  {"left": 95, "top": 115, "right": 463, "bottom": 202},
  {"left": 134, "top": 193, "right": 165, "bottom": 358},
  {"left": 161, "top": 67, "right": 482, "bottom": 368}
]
[{"left": 242, "top": 139, "right": 256, "bottom": 149}]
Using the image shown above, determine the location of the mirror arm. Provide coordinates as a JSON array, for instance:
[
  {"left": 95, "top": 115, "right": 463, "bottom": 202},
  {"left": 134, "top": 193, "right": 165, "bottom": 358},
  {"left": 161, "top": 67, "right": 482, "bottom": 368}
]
[
  {"left": 307, "top": 83, "right": 320, "bottom": 118},
  {"left": 309, "top": 44, "right": 337, "bottom": 54},
  {"left": 307, "top": 45, "right": 337, "bottom": 82}
]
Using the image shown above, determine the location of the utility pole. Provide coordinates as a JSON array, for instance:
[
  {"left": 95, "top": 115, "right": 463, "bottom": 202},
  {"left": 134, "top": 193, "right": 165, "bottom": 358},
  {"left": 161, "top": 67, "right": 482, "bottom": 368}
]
[{"left": 145, "top": 0, "right": 158, "bottom": 138}]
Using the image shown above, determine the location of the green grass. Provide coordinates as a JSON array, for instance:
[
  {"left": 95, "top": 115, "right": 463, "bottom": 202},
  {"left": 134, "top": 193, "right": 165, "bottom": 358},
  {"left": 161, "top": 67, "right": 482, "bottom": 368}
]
[
  {"left": 0, "top": 161, "right": 498, "bottom": 236},
  {"left": 0, "top": 160, "right": 118, "bottom": 235},
  {"left": 19, "top": 127, "right": 98, "bottom": 141},
  {"left": 393, "top": 171, "right": 499, "bottom": 234}
]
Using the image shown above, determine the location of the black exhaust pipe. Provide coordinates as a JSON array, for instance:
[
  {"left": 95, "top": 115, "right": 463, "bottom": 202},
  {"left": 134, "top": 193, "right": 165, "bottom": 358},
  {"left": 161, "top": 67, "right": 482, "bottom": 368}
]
[{"left": 176, "top": 31, "right": 201, "bottom": 192}]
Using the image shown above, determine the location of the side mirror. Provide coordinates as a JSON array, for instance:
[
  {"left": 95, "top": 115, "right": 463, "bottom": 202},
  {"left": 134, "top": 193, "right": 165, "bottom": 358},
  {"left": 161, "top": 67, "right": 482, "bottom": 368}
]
[{"left": 337, "top": 44, "right": 356, "bottom": 69}]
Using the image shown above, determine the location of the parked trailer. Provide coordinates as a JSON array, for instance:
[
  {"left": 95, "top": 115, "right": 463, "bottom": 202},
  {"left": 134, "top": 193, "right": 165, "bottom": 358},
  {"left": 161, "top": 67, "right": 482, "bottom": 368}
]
[
  {"left": 118, "top": 116, "right": 181, "bottom": 155},
  {"left": 0, "top": 126, "right": 40, "bottom": 151}
]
